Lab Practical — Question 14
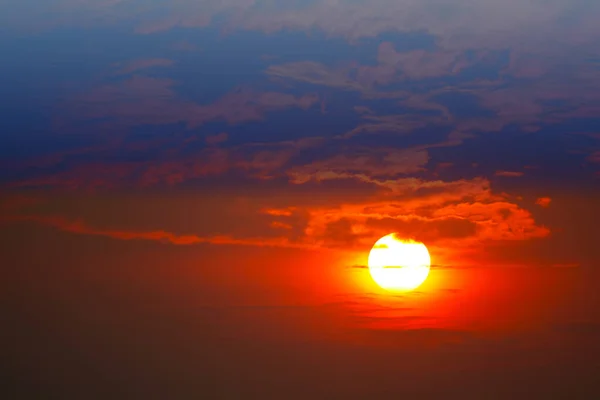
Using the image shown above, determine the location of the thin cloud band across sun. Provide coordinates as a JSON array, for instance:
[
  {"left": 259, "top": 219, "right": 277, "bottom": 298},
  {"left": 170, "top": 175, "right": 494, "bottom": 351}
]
[{"left": 368, "top": 233, "right": 431, "bottom": 291}]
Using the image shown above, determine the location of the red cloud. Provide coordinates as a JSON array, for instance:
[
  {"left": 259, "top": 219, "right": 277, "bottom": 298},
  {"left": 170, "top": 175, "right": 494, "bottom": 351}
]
[
  {"left": 3, "top": 173, "right": 550, "bottom": 267},
  {"left": 270, "top": 221, "right": 293, "bottom": 230},
  {"left": 301, "top": 177, "right": 549, "bottom": 253},
  {"left": 587, "top": 151, "right": 600, "bottom": 163},
  {"left": 495, "top": 170, "right": 524, "bottom": 177},
  {"left": 0, "top": 195, "right": 40, "bottom": 212},
  {"left": 2, "top": 214, "right": 308, "bottom": 249},
  {"left": 262, "top": 208, "right": 295, "bottom": 217},
  {"left": 535, "top": 197, "right": 552, "bottom": 207}
]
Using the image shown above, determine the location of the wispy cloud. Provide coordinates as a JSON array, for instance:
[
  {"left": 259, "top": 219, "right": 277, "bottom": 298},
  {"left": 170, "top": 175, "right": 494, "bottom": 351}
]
[
  {"left": 1, "top": 214, "right": 312, "bottom": 249},
  {"left": 112, "top": 58, "right": 175, "bottom": 75},
  {"left": 495, "top": 170, "right": 524, "bottom": 177},
  {"left": 61, "top": 77, "right": 319, "bottom": 130}
]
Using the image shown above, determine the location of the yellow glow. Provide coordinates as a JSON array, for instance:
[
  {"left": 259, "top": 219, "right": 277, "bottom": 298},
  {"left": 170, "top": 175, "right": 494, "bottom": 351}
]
[{"left": 368, "top": 234, "right": 431, "bottom": 291}]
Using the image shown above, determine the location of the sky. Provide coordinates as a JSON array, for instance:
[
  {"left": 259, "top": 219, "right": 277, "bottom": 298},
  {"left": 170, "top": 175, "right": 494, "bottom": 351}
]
[{"left": 1, "top": 0, "right": 600, "bottom": 398}]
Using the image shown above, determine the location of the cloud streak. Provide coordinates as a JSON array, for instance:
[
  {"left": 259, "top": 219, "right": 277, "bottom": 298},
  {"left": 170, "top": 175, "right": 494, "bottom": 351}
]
[
  {"left": 61, "top": 77, "right": 319, "bottom": 130},
  {"left": 1, "top": 214, "right": 312, "bottom": 249}
]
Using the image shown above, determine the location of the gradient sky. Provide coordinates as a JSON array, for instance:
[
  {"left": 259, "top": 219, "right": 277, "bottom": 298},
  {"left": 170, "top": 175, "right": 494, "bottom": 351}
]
[{"left": 2, "top": 1, "right": 600, "bottom": 398}]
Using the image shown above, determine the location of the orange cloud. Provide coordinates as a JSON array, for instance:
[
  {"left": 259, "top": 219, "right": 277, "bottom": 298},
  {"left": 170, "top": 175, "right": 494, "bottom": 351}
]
[
  {"left": 270, "top": 221, "right": 293, "bottom": 230},
  {"left": 1, "top": 171, "right": 550, "bottom": 269},
  {"left": 300, "top": 177, "right": 549, "bottom": 254},
  {"left": 262, "top": 208, "right": 295, "bottom": 217},
  {"left": 535, "top": 197, "right": 552, "bottom": 207}
]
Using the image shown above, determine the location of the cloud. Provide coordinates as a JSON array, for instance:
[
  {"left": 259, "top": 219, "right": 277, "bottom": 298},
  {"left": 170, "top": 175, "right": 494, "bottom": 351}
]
[
  {"left": 9, "top": 136, "right": 327, "bottom": 190},
  {"left": 133, "top": 0, "right": 257, "bottom": 34},
  {"left": 350, "top": 263, "right": 463, "bottom": 271},
  {"left": 228, "top": 0, "right": 581, "bottom": 47},
  {"left": 2, "top": 169, "right": 550, "bottom": 261},
  {"left": 17, "top": 0, "right": 594, "bottom": 56},
  {"left": 287, "top": 147, "right": 429, "bottom": 186},
  {"left": 299, "top": 177, "right": 549, "bottom": 254},
  {"left": 587, "top": 151, "right": 600, "bottom": 164},
  {"left": 338, "top": 114, "right": 436, "bottom": 139},
  {"left": 376, "top": 43, "right": 470, "bottom": 79},
  {"left": 2, "top": 214, "right": 310, "bottom": 249},
  {"left": 270, "top": 221, "right": 293, "bottom": 230},
  {"left": 495, "top": 170, "right": 524, "bottom": 177},
  {"left": 8, "top": 1, "right": 600, "bottom": 66},
  {"left": 365, "top": 216, "right": 478, "bottom": 242},
  {"left": 62, "top": 77, "right": 319, "bottom": 130},
  {"left": 12, "top": 162, "right": 142, "bottom": 191},
  {"left": 205, "top": 132, "right": 229, "bottom": 145},
  {"left": 266, "top": 61, "right": 366, "bottom": 91},
  {"left": 432, "top": 200, "right": 549, "bottom": 240},
  {"left": 262, "top": 208, "right": 295, "bottom": 217},
  {"left": 266, "top": 42, "right": 473, "bottom": 91},
  {"left": 0, "top": 195, "right": 40, "bottom": 213},
  {"left": 265, "top": 41, "right": 600, "bottom": 144},
  {"left": 535, "top": 197, "right": 552, "bottom": 207},
  {"left": 113, "top": 58, "right": 175, "bottom": 75}
]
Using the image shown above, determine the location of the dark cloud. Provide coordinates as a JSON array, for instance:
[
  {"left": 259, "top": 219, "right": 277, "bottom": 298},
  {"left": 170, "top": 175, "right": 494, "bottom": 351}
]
[
  {"left": 348, "top": 263, "right": 461, "bottom": 270},
  {"left": 365, "top": 216, "right": 478, "bottom": 243}
]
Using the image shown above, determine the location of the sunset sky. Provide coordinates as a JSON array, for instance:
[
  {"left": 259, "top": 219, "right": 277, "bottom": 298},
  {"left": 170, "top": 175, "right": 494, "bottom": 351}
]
[{"left": 2, "top": 1, "right": 600, "bottom": 398}]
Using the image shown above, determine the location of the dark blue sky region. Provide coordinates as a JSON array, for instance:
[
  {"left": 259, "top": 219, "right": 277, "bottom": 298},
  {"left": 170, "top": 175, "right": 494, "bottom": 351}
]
[
  {"left": 1, "top": 1, "right": 598, "bottom": 230},
  {"left": 1, "top": 1, "right": 598, "bottom": 222}
]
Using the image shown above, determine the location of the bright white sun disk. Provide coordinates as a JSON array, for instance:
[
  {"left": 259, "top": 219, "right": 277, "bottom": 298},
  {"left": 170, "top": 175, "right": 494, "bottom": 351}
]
[{"left": 368, "top": 234, "right": 431, "bottom": 291}]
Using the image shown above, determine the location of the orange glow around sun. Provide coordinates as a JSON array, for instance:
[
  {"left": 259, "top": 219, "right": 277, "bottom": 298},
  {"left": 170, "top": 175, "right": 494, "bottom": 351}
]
[{"left": 368, "top": 234, "right": 431, "bottom": 291}]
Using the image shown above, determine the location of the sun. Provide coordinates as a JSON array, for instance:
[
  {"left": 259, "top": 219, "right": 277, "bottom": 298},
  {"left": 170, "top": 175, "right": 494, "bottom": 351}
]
[{"left": 368, "top": 233, "right": 431, "bottom": 291}]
